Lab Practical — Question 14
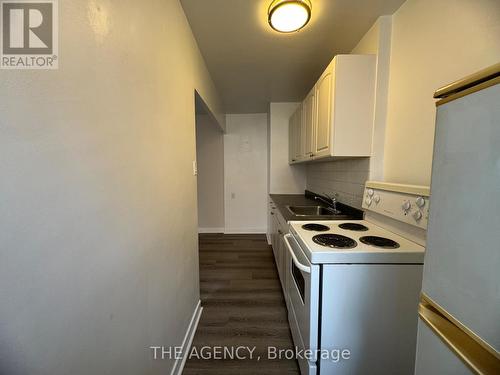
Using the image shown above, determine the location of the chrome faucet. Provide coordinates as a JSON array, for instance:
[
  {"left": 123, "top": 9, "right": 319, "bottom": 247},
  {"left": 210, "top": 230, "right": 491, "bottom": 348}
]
[{"left": 314, "top": 192, "right": 340, "bottom": 212}]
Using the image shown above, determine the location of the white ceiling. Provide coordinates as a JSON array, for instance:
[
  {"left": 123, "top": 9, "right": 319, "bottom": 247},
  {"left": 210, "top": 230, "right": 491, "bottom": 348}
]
[{"left": 181, "top": 0, "right": 405, "bottom": 113}]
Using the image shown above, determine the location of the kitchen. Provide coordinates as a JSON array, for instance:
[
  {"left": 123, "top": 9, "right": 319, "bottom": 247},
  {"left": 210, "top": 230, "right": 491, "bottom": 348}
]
[{"left": 0, "top": 1, "right": 499, "bottom": 375}]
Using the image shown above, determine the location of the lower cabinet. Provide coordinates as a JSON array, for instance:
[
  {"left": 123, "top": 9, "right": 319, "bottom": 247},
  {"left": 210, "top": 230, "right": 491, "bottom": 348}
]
[
  {"left": 276, "top": 231, "right": 285, "bottom": 291},
  {"left": 278, "top": 233, "right": 290, "bottom": 309},
  {"left": 270, "top": 214, "right": 278, "bottom": 259},
  {"left": 268, "top": 199, "right": 289, "bottom": 302}
]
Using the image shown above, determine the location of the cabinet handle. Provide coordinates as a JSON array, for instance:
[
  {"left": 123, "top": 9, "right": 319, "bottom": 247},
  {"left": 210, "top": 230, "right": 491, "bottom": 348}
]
[
  {"left": 270, "top": 212, "right": 274, "bottom": 215},
  {"left": 278, "top": 230, "right": 283, "bottom": 235},
  {"left": 292, "top": 159, "right": 296, "bottom": 162},
  {"left": 418, "top": 293, "right": 500, "bottom": 374}
]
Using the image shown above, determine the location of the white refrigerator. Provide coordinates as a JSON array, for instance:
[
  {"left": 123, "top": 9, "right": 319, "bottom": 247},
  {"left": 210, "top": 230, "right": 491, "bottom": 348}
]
[{"left": 415, "top": 64, "right": 500, "bottom": 374}]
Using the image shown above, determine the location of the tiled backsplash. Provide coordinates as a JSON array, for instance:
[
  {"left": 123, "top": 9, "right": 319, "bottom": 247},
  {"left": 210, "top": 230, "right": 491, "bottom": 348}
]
[{"left": 306, "top": 158, "right": 370, "bottom": 209}]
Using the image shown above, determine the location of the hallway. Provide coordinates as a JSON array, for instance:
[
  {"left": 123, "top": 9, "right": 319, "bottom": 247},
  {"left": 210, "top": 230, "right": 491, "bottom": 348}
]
[{"left": 183, "top": 234, "right": 299, "bottom": 374}]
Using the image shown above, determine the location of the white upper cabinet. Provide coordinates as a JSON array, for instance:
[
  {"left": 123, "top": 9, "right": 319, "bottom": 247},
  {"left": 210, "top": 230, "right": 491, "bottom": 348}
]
[
  {"left": 303, "top": 87, "right": 315, "bottom": 159},
  {"left": 294, "top": 104, "right": 303, "bottom": 161},
  {"left": 289, "top": 103, "right": 304, "bottom": 163},
  {"left": 288, "top": 108, "right": 296, "bottom": 163},
  {"left": 315, "top": 65, "right": 333, "bottom": 158},
  {"left": 289, "top": 54, "right": 376, "bottom": 164}
]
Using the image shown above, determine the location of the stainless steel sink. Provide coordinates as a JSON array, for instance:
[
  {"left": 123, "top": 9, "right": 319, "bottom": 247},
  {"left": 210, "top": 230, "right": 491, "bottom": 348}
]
[{"left": 286, "top": 205, "right": 343, "bottom": 217}]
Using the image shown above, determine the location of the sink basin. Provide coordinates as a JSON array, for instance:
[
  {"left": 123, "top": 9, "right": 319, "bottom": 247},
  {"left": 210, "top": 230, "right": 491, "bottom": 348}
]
[{"left": 286, "top": 205, "right": 343, "bottom": 217}]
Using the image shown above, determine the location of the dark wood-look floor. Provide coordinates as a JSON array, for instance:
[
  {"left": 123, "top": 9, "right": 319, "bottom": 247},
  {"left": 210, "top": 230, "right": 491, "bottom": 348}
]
[{"left": 183, "top": 234, "right": 299, "bottom": 374}]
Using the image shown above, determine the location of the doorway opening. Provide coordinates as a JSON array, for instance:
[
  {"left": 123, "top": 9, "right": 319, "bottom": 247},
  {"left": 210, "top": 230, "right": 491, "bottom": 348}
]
[{"left": 194, "top": 91, "right": 225, "bottom": 234}]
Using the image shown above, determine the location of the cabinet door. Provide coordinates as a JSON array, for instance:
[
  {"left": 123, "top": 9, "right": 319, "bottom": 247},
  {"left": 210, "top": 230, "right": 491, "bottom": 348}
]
[
  {"left": 275, "top": 228, "right": 282, "bottom": 283},
  {"left": 288, "top": 111, "right": 295, "bottom": 163},
  {"left": 281, "top": 234, "right": 290, "bottom": 309},
  {"left": 273, "top": 215, "right": 282, "bottom": 265},
  {"left": 268, "top": 201, "right": 275, "bottom": 242},
  {"left": 303, "top": 87, "right": 315, "bottom": 158},
  {"left": 277, "top": 234, "right": 285, "bottom": 291},
  {"left": 315, "top": 65, "right": 333, "bottom": 158},
  {"left": 270, "top": 211, "right": 278, "bottom": 261},
  {"left": 293, "top": 104, "right": 303, "bottom": 161}
]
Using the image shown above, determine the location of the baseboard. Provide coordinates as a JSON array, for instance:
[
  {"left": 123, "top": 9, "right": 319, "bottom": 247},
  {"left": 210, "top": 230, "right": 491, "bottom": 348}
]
[
  {"left": 170, "top": 300, "right": 203, "bottom": 375},
  {"left": 198, "top": 227, "right": 224, "bottom": 234},
  {"left": 224, "top": 228, "right": 267, "bottom": 234}
]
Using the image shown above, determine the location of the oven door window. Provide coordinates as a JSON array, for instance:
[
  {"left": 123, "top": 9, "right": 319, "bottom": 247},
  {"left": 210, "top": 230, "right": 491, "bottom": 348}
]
[{"left": 292, "top": 261, "right": 306, "bottom": 304}]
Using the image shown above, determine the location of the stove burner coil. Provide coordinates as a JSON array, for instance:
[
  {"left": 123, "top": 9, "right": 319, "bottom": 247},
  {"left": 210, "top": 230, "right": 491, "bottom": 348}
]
[
  {"left": 302, "top": 223, "right": 330, "bottom": 231},
  {"left": 359, "top": 236, "right": 400, "bottom": 249},
  {"left": 338, "top": 223, "right": 369, "bottom": 231},
  {"left": 312, "top": 234, "right": 357, "bottom": 249}
]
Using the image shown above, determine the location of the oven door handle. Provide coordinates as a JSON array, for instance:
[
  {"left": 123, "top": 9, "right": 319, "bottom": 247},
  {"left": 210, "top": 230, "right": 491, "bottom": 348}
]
[{"left": 284, "top": 234, "right": 311, "bottom": 274}]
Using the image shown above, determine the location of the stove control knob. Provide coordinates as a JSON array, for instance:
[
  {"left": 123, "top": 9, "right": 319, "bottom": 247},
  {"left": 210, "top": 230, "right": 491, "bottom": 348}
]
[
  {"left": 413, "top": 211, "right": 423, "bottom": 221},
  {"left": 367, "top": 189, "right": 374, "bottom": 197},
  {"left": 402, "top": 201, "right": 411, "bottom": 211},
  {"left": 416, "top": 197, "right": 426, "bottom": 208},
  {"left": 373, "top": 195, "right": 380, "bottom": 204},
  {"left": 365, "top": 197, "right": 372, "bottom": 206}
]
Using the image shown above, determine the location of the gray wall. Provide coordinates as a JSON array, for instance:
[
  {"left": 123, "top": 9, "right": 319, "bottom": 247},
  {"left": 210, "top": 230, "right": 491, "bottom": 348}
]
[
  {"left": 0, "top": 0, "right": 223, "bottom": 374},
  {"left": 196, "top": 114, "right": 225, "bottom": 232}
]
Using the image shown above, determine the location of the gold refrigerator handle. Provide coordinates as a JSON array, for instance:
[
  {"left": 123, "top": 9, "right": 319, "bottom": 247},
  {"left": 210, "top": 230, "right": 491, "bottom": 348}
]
[
  {"left": 418, "top": 293, "right": 500, "bottom": 375},
  {"left": 434, "top": 62, "right": 500, "bottom": 106}
]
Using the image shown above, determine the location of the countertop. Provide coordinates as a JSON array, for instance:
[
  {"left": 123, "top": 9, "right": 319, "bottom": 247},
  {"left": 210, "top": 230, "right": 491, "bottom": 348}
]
[{"left": 269, "top": 191, "right": 364, "bottom": 222}]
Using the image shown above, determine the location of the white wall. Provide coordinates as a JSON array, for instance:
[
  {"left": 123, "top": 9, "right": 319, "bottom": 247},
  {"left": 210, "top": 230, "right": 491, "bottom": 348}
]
[
  {"left": 196, "top": 114, "right": 225, "bottom": 233},
  {"left": 269, "top": 103, "right": 307, "bottom": 194},
  {"left": 384, "top": 0, "right": 500, "bottom": 185},
  {"left": 0, "top": 1, "right": 223, "bottom": 374},
  {"left": 351, "top": 16, "right": 392, "bottom": 181},
  {"left": 224, "top": 114, "right": 268, "bottom": 233}
]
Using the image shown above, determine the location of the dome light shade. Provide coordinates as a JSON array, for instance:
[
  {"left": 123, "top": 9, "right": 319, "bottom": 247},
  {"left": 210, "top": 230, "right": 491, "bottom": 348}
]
[{"left": 268, "top": 0, "right": 312, "bottom": 33}]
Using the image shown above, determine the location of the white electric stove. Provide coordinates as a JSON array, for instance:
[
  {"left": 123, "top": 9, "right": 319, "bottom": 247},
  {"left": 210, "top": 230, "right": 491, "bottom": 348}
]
[
  {"left": 289, "top": 219, "right": 424, "bottom": 264},
  {"left": 284, "top": 182, "right": 429, "bottom": 375}
]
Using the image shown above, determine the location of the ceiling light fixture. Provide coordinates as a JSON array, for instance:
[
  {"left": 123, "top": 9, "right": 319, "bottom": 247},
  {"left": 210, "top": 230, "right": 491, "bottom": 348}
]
[{"left": 268, "top": 0, "right": 312, "bottom": 33}]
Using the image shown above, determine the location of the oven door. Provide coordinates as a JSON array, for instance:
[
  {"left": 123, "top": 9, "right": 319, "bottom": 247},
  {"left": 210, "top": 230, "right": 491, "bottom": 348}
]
[{"left": 283, "top": 234, "right": 320, "bottom": 375}]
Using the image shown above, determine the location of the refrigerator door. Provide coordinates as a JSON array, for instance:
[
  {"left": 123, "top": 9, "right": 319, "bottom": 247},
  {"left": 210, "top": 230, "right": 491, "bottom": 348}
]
[
  {"left": 416, "top": 295, "right": 500, "bottom": 374},
  {"left": 416, "top": 69, "right": 500, "bottom": 374},
  {"left": 422, "top": 81, "right": 500, "bottom": 351},
  {"left": 415, "top": 320, "right": 473, "bottom": 375}
]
